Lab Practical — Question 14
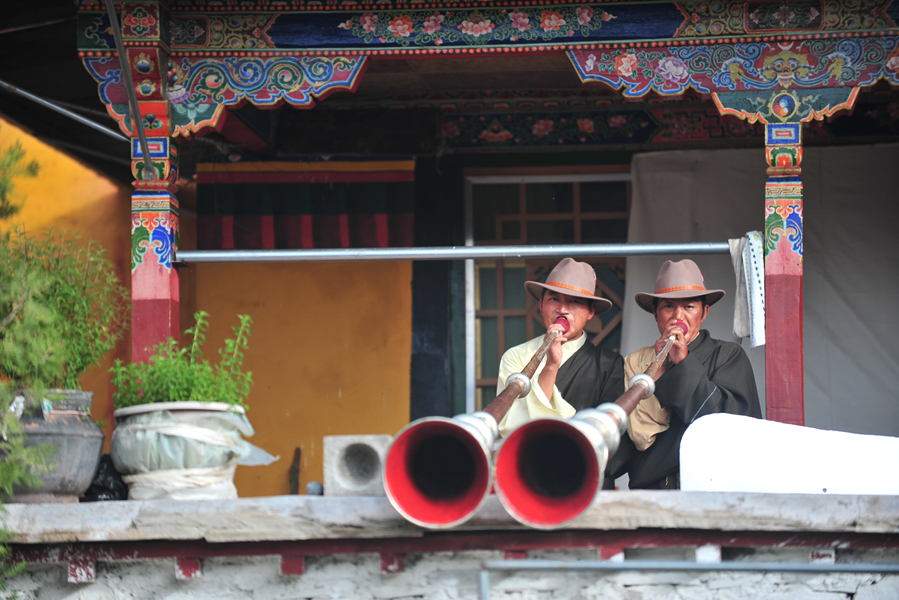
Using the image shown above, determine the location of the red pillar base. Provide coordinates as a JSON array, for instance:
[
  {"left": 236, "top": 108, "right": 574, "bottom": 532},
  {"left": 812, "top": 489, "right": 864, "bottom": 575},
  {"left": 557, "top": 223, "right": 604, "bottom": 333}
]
[{"left": 765, "top": 273, "right": 804, "bottom": 425}]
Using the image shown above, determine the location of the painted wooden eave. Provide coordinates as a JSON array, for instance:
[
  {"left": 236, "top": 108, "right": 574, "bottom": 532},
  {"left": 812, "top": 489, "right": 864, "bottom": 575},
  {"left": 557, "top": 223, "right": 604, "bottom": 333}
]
[{"left": 4, "top": 492, "right": 898, "bottom": 545}]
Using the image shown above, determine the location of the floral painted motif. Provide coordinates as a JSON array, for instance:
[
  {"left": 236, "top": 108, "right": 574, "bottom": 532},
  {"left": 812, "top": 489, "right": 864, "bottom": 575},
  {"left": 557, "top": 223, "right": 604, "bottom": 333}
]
[
  {"left": 442, "top": 121, "right": 461, "bottom": 139},
  {"left": 460, "top": 14, "right": 495, "bottom": 37},
  {"left": 615, "top": 53, "right": 638, "bottom": 78},
  {"left": 423, "top": 12, "right": 445, "bottom": 35},
  {"left": 337, "top": 6, "right": 613, "bottom": 46},
  {"left": 443, "top": 110, "right": 655, "bottom": 148},
  {"left": 764, "top": 200, "right": 803, "bottom": 259},
  {"left": 479, "top": 118, "right": 514, "bottom": 142},
  {"left": 886, "top": 51, "right": 899, "bottom": 73},
  {"left": 675, "top": 1, "right": 743, "bottom": 37},
  {"left": 509, "top": 9, "right": 530, "bottom": 32},
  {"left": 531, "top": 119, "right": 554, "bottom": 137},
  {"left": 170, "top": 18, "right": 207, "bottom": 46},
  {"left": 569, "top": 36, "right": 899, "bottom": 98},
  {"left": 540, "top": 11, "right": 566, "bottom": 32},
  {"left": 388, "top": 15, "right": 414, "bottom": 37},
  {"left": 131, "top": 213, "right": 177, "bottom": 272},
  {"left": 123, "top": 7, "right": 157, "bottom": 38},
  {"left": 747, "top": 2, "right": 822, "bottom": 31},
  {"left": 362, "top": 13, "right": 379, "bottom": 34},
  {"left": 656, "top": 56, "right": 689, "bottom": 84},
  {"left": 576, "top": 7, "right": 593, "bottom": 27}
]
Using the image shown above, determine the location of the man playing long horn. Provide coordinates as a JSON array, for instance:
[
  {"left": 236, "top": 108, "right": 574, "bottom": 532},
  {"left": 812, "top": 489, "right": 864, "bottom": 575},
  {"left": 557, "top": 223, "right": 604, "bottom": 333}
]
[
  {"left": 496, "top": 258, "right": 625, "bottom": 438},
  {"left": 606, "top": 260, "right": 762, "bottom": 489}
]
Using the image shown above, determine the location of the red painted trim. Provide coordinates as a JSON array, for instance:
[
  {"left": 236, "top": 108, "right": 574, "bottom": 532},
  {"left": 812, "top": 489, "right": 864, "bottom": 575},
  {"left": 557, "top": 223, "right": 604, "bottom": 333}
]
[
  {"left": 380, "top": 553, "right": 404, "bottom": 574},
  {"left": 599, "top": 546, "right": 625, "bottom": 561},
  {"left": 765, "top": 273, "right": 804, "bottom": 425},
  {"left": 221, "top": 215, "right": 235, "bottom": 250},
  {"left": 175, "top": 557, "right": 202, "bottom": 580},
  {"left": 280, "top": 555, "right": 305, "bottom": 576},
  {"left": 196, "top": 171, "right": 416, "bottom": 184},
  {"left": 67, "top": 561, "right": 95, "bottom": 583},
  {"left": 11, "top": 530, "right": 899, "bottom": 568},
  {"left": 261, "top": 215, "right": 275, "bottom": 250}
]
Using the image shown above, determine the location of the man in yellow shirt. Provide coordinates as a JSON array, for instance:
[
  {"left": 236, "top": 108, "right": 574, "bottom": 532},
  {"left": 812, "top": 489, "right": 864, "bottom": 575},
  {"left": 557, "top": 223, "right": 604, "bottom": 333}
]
[{"left": 496, "top": 258, "right": 625, "bottom": 437}]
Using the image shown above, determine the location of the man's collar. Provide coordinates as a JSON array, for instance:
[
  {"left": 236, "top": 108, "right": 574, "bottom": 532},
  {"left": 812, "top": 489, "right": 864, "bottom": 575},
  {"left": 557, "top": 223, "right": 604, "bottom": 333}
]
[
  {"left": 688, "top": 329, "right": 709, "bottom": 350},
  {"left": 564, "top": 331, "right": 589, "bottom": 354}
]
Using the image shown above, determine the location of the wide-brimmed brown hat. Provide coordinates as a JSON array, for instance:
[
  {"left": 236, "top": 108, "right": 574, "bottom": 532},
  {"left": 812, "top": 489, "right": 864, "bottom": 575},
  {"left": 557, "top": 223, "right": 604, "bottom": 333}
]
[
  {"left": 634, "top": 260, "right": 725, "bottom": 313},
  {"left": 524, "top": 258, "right": 613, "bottom": 314}
]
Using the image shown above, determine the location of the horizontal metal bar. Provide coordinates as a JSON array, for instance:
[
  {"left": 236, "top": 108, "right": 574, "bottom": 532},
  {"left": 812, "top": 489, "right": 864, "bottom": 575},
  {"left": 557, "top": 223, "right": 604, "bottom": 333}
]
[
  {"left": 0, "top": 16, "right": 74, "bottom": 36},
  {"left": 176, "top": 242, "right": 730, "bottom": 264},
  {"left": 483, "top": 559, "right": 899, "bottom": 574},
  {"left": 0, "top": 79, "right": 129, "bottom": 143}
]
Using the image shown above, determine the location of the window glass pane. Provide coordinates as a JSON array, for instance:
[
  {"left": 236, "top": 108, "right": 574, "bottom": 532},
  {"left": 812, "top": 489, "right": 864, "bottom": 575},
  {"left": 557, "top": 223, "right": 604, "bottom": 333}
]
[
  {"left": 503, "top": 267, "right": 526, "bottom": 309},
  {"left": 581, "top": 181, "right": 628, "bottom": 213},
  {"left": 473, "top": 184, "right": 519, "bottom": 242},
  {"left": 478, "top": 265, "right": 497, "bottom": 310},
  {"left": 478, "top": 317, "right": 498, "bottom": 379},
  {"left": 582, "top": 219, "right": 629, "bottom": 244},
  {"left": 526, "top": 183, "right": 573, "bottom": 214},
  {"left": 596, "top": 266, "right": 626, "bottom": 353},
  {"left": 528, "top": 220, "right": 575, "bottom": 244},
  {"left": 501, "top": 220, "right": 521, "bottom": 241},
  {"left": 505, "top": 316, "right": 528, "bottom": 349}
]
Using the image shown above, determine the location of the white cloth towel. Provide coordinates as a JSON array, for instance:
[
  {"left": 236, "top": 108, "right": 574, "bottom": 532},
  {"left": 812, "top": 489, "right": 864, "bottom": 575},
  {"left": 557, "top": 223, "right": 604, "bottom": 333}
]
[{"left": 729, "top": 231, "right": 765, "bottom": 348}]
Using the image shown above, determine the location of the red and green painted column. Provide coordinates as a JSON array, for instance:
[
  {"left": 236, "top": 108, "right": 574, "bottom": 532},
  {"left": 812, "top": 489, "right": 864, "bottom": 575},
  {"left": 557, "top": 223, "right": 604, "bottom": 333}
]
[
  {"left": 713, "top": 86, "right": 861, "bottom": 425},
  {"left": 119, "top": 2, "right": 181, "bottom": 362},
  {"left": 763, "top": 120, "right": 804, "bottom": 425}
]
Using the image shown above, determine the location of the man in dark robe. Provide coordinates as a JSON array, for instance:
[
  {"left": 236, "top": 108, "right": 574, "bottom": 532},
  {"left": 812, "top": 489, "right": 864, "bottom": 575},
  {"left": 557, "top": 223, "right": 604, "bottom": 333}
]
[
  {"left": 496, "top": 258, "right": 625, "bottom": 438},
  {"left": 605, "top": 260, "right": 762, "bottom": 489}
]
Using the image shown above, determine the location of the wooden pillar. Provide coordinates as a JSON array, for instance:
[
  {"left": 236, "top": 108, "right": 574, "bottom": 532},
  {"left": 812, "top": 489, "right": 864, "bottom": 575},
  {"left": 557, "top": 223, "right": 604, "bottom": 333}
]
[
  {"left": 118, "top": 2, "right": 181, "bottom": 362},
  {"left": 763, "top": 122, "right": 804, "bottom": 425},
  {"left": 131, "top": 186, "right": 179, "bottom": 363}
]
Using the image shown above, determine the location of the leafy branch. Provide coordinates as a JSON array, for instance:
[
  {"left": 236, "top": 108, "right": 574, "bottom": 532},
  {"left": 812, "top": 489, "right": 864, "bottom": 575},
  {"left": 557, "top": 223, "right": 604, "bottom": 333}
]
[
  {"left": 0, "top": 127, "right": 40, "bottom": 221},
  {"left": 110, "top": 312, "right": 254, "bottom": 411}
]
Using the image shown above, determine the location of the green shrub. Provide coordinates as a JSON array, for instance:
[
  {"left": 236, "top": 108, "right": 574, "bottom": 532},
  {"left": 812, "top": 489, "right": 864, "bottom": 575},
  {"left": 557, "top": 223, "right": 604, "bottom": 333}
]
[
  {"left": 1, "top": 229, "right": 129, "bottom": 389},
  {"left": 110, "top": 311, "right": 253, "bottom": 411}
]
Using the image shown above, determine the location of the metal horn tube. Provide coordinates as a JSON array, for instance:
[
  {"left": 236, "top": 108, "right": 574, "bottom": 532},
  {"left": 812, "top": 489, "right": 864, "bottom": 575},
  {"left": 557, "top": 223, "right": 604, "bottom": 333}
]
[
  {"left": 494, "top": 335, "right": 679, "bottom": 529},
  {"left": 383, "top": 412, "right": 497, "bottom": 529},
  {"left": 383, "top": 322, "right": 568, "bottom": 528}
]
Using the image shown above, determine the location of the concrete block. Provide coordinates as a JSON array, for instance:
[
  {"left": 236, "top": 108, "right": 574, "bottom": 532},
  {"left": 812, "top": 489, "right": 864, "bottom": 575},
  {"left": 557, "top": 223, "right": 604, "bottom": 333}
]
[{"left": 323, "top": 435, "right": 392, "bottom": 497}]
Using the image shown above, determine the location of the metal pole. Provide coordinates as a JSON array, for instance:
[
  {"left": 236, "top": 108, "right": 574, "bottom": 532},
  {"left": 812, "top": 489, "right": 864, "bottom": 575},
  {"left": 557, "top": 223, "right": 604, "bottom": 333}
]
[
  {"left": 103, "top": 0, "right": 155, "bottom": 180},
  {"left": 478, "top": 570, "right": 490, "bottom": 600},
  {"left": 483, "top": 559, "right": 899, "bottom": 574},
  {"left": 0, "top": 79, "right": 128, "bottom": 143},
  {"left": 176, "top": 242, "right": 730, "bottom": 264},
  {"left": 0, "top": 17, "right": 75, "bottom": 36},
  {"left": 464, "top": 177, "right": 476, "bottom": 414}
]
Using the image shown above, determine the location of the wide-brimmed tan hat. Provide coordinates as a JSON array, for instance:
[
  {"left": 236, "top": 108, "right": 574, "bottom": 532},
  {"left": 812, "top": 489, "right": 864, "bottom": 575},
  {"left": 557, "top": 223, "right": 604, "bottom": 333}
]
[
  {"left": 524, "top": 258, "right": 613, "bottom": 314},
  {"left": 635, "top": 259, "right": 725, "bottom": 313}
]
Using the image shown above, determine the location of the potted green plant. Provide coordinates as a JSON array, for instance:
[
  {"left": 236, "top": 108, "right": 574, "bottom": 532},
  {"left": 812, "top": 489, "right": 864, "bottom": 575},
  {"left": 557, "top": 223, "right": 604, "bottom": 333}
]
[
  {"left": 109, "top": 311, "right": 273, "bottom": 500},
  {"left": 0, "top": 229, "right": 129, "bottom": 502}
]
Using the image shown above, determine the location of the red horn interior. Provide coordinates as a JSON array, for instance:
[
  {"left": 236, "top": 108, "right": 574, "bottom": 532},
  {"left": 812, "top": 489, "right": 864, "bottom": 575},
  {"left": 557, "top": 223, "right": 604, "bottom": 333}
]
[
  {"left": 494, "top": 419, "right": 600, "bottom": 529},
  {"left": 383, "top": 419, "right": 492, "bottom": 528}
]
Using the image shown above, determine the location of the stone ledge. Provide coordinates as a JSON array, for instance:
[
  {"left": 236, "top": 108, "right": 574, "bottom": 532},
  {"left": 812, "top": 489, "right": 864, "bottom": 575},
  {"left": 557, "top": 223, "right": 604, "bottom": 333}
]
[{"left": 4, "top": 492, "right": 898, "bottom": 545}]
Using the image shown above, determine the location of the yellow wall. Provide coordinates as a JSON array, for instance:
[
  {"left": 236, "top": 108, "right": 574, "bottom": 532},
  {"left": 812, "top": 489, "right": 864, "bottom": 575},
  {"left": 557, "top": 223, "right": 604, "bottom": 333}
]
[
  {"left": 0, "top": 116, "right": 131, "bottom": 447},
  {"left": 0, "top": 115, "right": 414, "bottom": 497},
  {"left": 192, "top": 262, "right": 413, "bottom": 497}
]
